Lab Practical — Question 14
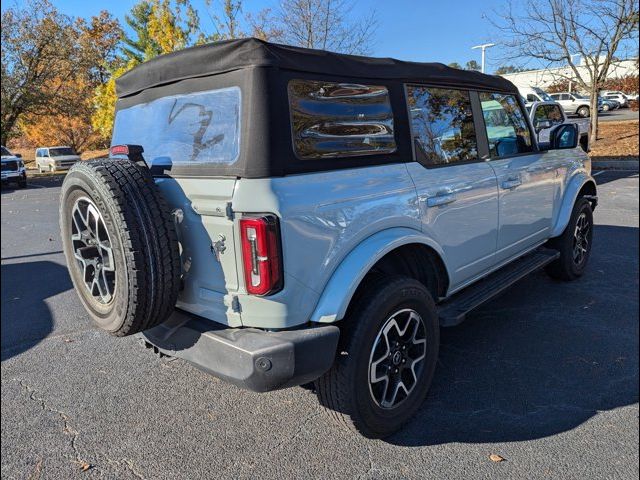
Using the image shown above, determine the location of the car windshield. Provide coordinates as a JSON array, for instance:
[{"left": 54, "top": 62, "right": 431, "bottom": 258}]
[
  {"left": 1, "top": 147, "right": 11, "bottom": 156},
  {"left": 49, "top": 147, "right": 76, "bottom": 156},
  {"left": 532, "top": 87, "right": 553, "bottom": 101}
]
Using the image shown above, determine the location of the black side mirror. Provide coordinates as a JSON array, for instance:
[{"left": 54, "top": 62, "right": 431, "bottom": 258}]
[
  {"left": 550, "top": 123, "right": 579, "bottom": 150},
  {"left": 14, "top": 153, "right": 22, "bottom": 158}
]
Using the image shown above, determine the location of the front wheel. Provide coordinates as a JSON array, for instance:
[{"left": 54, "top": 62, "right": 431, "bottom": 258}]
[
  {"left": 577, "top": 106, "right": 590, "bottom": 118},
  {"left": 315, "top": 276, "right": 439, "bottom": 438},
  {"left": 546, "top": 197, "right": 594, "bottom": 280}
]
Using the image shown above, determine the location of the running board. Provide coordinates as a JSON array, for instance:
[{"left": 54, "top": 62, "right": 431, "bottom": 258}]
[{"left": 438, "top": 249, "right": 560, "bottom": 327}]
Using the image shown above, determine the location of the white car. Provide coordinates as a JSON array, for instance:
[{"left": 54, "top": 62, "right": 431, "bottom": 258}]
[
  {"left": 1, "top": 145, "right": 27, "bottom": 188},
  {"left": 600, "top": 91, "right": 629, "bottom": 108},
  {"left": 549, "top": 92, "right": 597, "bottom": 118},
  {"left": 519, "top": 86, "right": 555, "bottom": 105},
  {"left": 35, "top": 146, "right": 81, "bottom": 173}
]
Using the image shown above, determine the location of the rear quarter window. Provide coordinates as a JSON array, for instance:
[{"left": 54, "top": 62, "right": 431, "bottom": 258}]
[
  {"left": 112, "top": 86, "right": 241, "bottom": 169},
  {"left": 288, "top": 80, "right": 396, "bottom": 160}
]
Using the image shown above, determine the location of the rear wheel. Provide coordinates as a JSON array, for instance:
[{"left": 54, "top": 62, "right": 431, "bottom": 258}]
[
  {"left": 577, "top": 106, "right": 590, "bottom": 118},
  {"left": 18, "top": 175, "right": 27, "bottom": 188},
  {"left": 315, "top": 276, "right": 439, "bottom": 438},
  {"left": 546, "top": 197, "right": 593, "bottom": 280},
  {"left": 60, "top": 159, "right": 181, "bottom": 336}
]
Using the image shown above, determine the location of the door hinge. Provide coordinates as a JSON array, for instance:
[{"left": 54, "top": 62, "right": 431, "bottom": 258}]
[
  {"left": 211, "top": 234, "right": 226, "bottom": 261},
  {"left": 226, "top": 202, "right": 234, "bottom": 220}
]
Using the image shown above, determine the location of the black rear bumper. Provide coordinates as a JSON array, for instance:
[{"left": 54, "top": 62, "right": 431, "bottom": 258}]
[{"left": 139, "top": 309, "right": 340, "bottom": 392}]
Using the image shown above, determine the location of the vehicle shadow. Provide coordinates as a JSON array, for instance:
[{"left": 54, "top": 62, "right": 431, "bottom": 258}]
[
  {"left": 0, "top": 175, "right": 65, "bottom": 194},
  {"left": 593, "top": 169, "right": 638, "bottom": 186},
  {"left": 386, "top": 224, "right": 639, "bottom": 446},
  {"left": 0, "top": 261, "right": 72, "bottom": 361}
]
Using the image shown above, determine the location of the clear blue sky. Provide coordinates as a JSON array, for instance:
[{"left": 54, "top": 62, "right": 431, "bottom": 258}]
[{"left": 1, "top": 0, "right": 538, "bottom": 72}]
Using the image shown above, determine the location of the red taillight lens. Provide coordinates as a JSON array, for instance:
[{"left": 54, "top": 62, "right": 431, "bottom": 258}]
[{"left": 240, "top": 215, "right": 283, "bottom": 296}]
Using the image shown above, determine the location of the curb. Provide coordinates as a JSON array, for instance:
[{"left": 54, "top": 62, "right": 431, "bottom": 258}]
[{"left": 592, "top": 160, "right": 639, "bottom": 172}]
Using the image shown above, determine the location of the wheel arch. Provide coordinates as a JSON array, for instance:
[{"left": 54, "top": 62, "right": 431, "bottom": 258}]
[
  {"left": 310, "top": 228, "right": 450, "bottom": 323},
  {"left": 551, "top": 174, "right": 598, "bottom": 238}
]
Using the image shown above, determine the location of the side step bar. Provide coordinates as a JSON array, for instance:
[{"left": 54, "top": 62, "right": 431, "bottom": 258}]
[{"left": 438, "top": 249, "right": 560, "bottom": 327}]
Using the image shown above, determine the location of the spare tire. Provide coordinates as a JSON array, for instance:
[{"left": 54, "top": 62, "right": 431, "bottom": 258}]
[{"left": 60, "top": 159, "right": 181, "bottom": 336}]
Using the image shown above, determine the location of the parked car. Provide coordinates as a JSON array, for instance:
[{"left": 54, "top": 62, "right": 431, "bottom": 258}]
[
  {"left": 598, "top": 97, "right": 619, "bottom": 111},
  {"left": 1, "top": 146, "right": 27, "bottom": 188},
  {"left": 600, "top": 90, "right": 629, "bottom": 107},
  {"left": 549, "top": 92, "right": 600, "bottom": 118},
  {"left": 35, "top": 146, "right": 80, "bottom": 173},
  {"left": 519, "top": 85, "right": 555, "bottom": 105},
  {"left": 59, "top": 38, "right": 597, "bottom": 438},
  {"left": 527, "top": 101, "right": 590, "bottom": 151}
]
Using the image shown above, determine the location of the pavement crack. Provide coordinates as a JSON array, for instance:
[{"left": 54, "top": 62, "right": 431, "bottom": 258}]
[
  {"left": 16, "top": 379, "right": 86, "bottom": 467},
  {"left": 104, "top": 456, "right": 146, "bottom": 480}
]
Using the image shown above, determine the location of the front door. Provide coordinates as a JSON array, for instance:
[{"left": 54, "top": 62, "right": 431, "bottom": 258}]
[
  {"left": 478, "top": 92, "right": 557, "bottom": 264},
  {"left": 405, "top": 85, "right": 499, "bottom": 291}
]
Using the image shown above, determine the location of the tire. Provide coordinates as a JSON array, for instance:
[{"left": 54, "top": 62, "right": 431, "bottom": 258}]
[
  {"left": 60, "top": 159, "right": 181, "bottom": 336},
  {"left": 545, "top": 197, "right": 593, "bottom": 281},
  {"left": 577, "top": 106, "right": 590, "bottom": 118},
  {"left": 50, "top": 165, "right": 55, "bottom": 173},
  {"left": 18, "top": 176, "right": 27, "bottom": 188},
  {"left": 602, "top": 104, "right": 610, "bottom": 112},
  {"left": 315, "top": 276, "right": 439, "bottom": 438}
]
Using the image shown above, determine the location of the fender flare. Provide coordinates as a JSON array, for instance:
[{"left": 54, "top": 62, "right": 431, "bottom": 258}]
[
  {"left": 550, "top": 173, "right": 597, "bottom": 237},
  {"left": 310, "top": 227, "right": 448, "bottom": 323}
]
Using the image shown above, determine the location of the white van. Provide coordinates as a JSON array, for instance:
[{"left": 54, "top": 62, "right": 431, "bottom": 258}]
[
  {"left": 519, "top": 86, "right": 554, "bottom": 105},
  {"left": 35, "top": 146, "right": 81, "bottom": 173}
]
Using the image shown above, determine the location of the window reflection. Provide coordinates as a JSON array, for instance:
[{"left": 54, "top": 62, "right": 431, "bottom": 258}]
[
  {"left": 406, "top": 86, "right": 478, "bottom": 166},
  {"left": 479, "top": 93, "right": 533, "bottom": 158},
  {"left": 288, "top": 80, "right": 396, "bottom": 159}
]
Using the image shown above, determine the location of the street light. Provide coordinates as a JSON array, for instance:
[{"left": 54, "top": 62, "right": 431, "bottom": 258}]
[{"left": 471, "top": 43, "right": 496, "bottom": 73}]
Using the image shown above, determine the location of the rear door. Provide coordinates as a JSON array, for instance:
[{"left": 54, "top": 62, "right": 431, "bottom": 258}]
[
  {"left": 111, "top": 85, "right": 244, "bottom": 326},
  {"left": 404, "top": 85, "right": 499, "bottom": 291},
  {"left": 477, "top": 92, "right": 557, "bottom": 264}
]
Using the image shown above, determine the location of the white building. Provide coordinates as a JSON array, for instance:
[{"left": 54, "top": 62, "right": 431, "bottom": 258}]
[{"left": 501, "top": 58, "right": 639, "bottom": 93}]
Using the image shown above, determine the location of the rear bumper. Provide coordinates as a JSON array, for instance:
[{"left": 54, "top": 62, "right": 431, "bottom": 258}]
[{"left": 139, "top": 309, "right": 340, "bottom": 392}]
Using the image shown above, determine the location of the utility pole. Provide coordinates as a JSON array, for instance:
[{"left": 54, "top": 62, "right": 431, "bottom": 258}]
[{"left": 471, "top": 43, "right": 496, "bottom": 73}]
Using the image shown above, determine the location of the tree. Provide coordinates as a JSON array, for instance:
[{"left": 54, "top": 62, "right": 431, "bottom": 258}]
[
  {"left": 494, "top": 0, "right": 639, "bottom": 143},
  {"left": 465, "top": 60, "right": 481, "bottom": 71},
  {"left": 206, "top": 0, "right": 244, "bottom": 40},
  {"left": 447, "top": 62, "right": 462, "bottom": 69},
  {"left": 1, "top": 0, "right": 79, "bottom": 144},
  {"left": 494, "top": 65, "right": 524, "bottom": 75},
  {"left": 121, "top": 0, "right": 201, "bottom": 62},
  {"left": 249, "top": 0, "right": 377, "bottom": 54}
]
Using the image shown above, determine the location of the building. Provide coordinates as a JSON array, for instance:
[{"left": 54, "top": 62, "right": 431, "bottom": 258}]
[{"left": 500, "top": 58, "right": 639, "bottom": 93}]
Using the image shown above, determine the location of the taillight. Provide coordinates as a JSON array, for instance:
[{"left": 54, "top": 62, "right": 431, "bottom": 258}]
[{"left": 240, "top": 215, "right": 283, "bottom": 295}]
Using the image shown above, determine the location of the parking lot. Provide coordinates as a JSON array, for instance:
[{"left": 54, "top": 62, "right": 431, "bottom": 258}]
[{"left": 1, "top": 171, "right": 638, "bottom": 480}]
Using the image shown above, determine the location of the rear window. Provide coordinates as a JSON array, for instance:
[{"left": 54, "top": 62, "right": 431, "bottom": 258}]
[
  {"left": 288, "top": 80, "right": 396, "bottom": 160},
  {"left": 112, "top": 87, "right": 241, "bottom": 168}
]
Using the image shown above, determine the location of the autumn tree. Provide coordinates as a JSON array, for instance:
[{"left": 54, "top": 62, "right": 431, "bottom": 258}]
[
  {"left": 249, "top": 0, "right": 377, "bottom": 54},
  {"left": 494, "top": 0, "right": 639, "bottom": 143},
  {"left": 1, "top": 0, "right": 79, "bottom": 144}
]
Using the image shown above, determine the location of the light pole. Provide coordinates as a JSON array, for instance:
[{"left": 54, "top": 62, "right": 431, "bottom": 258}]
[{"left": 471, "top": 43, "right": 496, "bottom": 73}]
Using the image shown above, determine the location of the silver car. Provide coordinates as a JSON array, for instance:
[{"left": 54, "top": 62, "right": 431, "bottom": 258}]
[{"left": 59, "top": 38, "right": 597, "bottom": 438}]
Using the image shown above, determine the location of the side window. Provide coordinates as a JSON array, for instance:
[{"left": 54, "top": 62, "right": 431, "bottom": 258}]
[
  {"left": 288, "top": 80, "right": 396, "bottom": 159},
  {"left": 405, "top": 86, "right": 478, "bottom": 166},
  {"left": 479, "top": 92, "right": 533, "bottom": 158},
  {"left": 526, "top": 94, "right": 537, "bottom": 103},
  {"left": 560, "top": 94, "right": 571, "bottom": 101}
]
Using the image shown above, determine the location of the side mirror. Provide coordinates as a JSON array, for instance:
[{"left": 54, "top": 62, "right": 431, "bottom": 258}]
[
  {"left": 550, "top": 123, "right": 579, "bottom": 150},
  {"left": 15, "top": 153, "right": 22, "bottom": 158}
]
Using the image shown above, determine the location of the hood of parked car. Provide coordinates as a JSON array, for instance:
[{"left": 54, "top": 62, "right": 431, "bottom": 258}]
[{"left": 1, "top": 155, "right": 21, "bottom": 162}]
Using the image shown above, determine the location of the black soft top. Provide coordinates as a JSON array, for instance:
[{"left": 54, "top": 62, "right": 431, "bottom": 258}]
[{"left": 116, "top": 37, "right": 517, "bottom": 98}]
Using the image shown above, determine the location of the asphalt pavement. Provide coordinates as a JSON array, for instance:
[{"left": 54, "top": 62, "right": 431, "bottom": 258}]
[{"left": 1, "top": 172, "right": 638, "bottom": 480}]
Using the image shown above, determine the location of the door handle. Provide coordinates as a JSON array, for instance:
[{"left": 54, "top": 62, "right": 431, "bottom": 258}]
[
  {"left": 501, "top": 178, "right": 522, "bottom": 190},
  {"left": 426, "top": 192, "right": 457, "bottom": 207}
]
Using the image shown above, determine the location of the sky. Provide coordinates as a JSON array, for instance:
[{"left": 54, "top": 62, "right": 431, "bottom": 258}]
[{"left": 0, "top": 0, "right": 570, "bottom": 72}]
